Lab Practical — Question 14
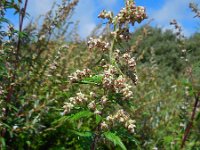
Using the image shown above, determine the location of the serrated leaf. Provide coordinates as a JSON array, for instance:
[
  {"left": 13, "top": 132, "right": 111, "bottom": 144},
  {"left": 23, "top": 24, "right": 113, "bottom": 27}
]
[
  {"left": 80, "top": 75, "right": 103, "bottom": 85},
  {"left": 26, "top": 141, "right": 31, "bottom": 146},
  {"left": 95, "top": 114, "right": 102, "bottom": 124},
  {"left": 69, "top": 110, "right": 93, "bottom": 121},
  {"left": 163, "top": 136, "right": 173, "bottom": 144},
  {"left": 69, "top": 130, "right": 92, "bottom": 137},
  {"left": 0, "top": 17, "right": 11, "bottom": 24},
  {"left": 181, "top": 79, "right": 192, "bottom": 87},
  {"left": 104, "top": 132, "right": 127, "bottom": 150},
  {"left": 14, "top": 30, "right": 28, "bottom": 38},
  {"left": 52, "top": 116, "right": 69, "bottom": 128},
  {"left": 0, "top": 137, "right": 6, "bottom": 149},
  {"left": 2, "top": 122, "right": 11, "bottom": 129},
  {"left": 8, "top": 103, "right": 18, "bottom": 111},
  {"left": 52, "top": 111, "right": 93, "bottom": 129}
]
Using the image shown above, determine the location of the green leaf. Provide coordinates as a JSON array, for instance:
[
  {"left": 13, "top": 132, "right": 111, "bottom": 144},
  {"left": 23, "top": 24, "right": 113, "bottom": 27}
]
[
  {"left": 95, "top": 114, "right": 102, "bottom": 124},
  {"left": 0, "top": 17, "right": 11, "bottom": 24},
  {"left": 80, "top": 75, "right": 103, "bottom": 85},
  {"left": 26, "top": 141, "right": 31, "bottom": 146},
  {"left": 0, "top": 137, "right": 6, "bottom": 149},
  {"left": 14, "top": 30, "right": 28, "bottom": 38},
  {"left": 69, "top": 130, "right": 92, "bottom": 137},
  {"left": 8, "top": 103, "right": 18, "bottom": 111},
  {"left": 52, "top": 116, "right": 69, "bottom": 128},
  {"left": 51, "top": 111, "right": 93, "bottom": 130},
  {"left": 69, "top": 110, "right": 93, "bottom": 121},
  {"left": 104, "top": 132, "right": 127, "bottom": 150},
  {"left": 1, "top": 122, "right": 11, "bottom": 129},
  {"left": 163, "top": 136, "right": 173, "bottom": 144}
]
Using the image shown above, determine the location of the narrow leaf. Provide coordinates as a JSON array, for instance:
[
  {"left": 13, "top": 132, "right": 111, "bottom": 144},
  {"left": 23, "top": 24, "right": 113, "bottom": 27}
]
[
  {"left": 69, "top": 110, "right": 93, "bottom": 121},
  {"left": 81, "top": 75, "right": 103, "bottom": 85},
  {"left": 104, "top": 132, "right": 127, "bottom": 150},
  {"left": 69, "top": 130, "right": 92, "bottom": 137}
]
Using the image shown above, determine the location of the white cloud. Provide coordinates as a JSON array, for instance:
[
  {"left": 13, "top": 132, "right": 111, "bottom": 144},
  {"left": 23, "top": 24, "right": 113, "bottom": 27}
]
[
  {"left": 25, "top": 0, "right": 97, "bottom": 38},
  {"left": 151, "top": 0, "right": 189, "bottom": 24},
  {"left": 150, "top": 0, "right": 198, "bottom": 36},
  {"left": 71, "top": 0, "right": 120, "bottom": 38},
  {"left": 27, "top": 0, "right": 56, "bottom": 18},
  {"left": 100, "top": 0, "right": 118, "bottom": 8},
  {"left": 24, "top": 0, "right": 57, "bottom": 28},
  {"left": 71, "top": 0, "right": 96, "bottom": 38},
  {"left": 24, "top": 0, "right": 198, "bottom": 38}
]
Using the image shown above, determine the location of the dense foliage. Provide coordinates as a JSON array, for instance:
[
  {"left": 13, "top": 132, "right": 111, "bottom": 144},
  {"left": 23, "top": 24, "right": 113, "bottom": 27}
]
[{"left": 0, "top": 0, "right": 200, "bottom": 149}]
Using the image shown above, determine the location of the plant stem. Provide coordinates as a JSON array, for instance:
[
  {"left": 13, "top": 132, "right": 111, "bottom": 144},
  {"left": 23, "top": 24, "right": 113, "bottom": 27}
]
[
  {"left": 90, "top": 124, "right": 100, "bottom": 150},
  {"left": 16, "top": 0, "right": 28, "bottom": 64},
  {"left": 181, "top": 91, "right": 200, "bottom": 148},
  {"left": 2, "top": 0, "right": 29, "bottom": 139},
  {"left": 109, "top": 24, "right": 125, "bottom": 76},
  {"left": 109, "top": 24, "right": 116, "bottom": 64}
]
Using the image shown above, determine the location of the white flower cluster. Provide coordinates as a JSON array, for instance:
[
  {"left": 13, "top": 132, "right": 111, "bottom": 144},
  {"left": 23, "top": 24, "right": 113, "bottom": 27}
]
[
  {"left": 122, "top": 53, "right": 138, "bottom": 85},
  {"left": 98, "top": 10, "right": 113, "bottom": 22},
  {"left": 102, "top": 64, "right": 116, "bottom": 89},
  {"left": 115, "top": 0, "right": 147, "bottom": 25},
  {"left": 122, "top": 53, "right": 136, "bottom": 70},
  {"left": 189, "top": 2, "right": 200, "bottom": 18},
  {"left": 114, "top": 75, "right": 133, "bottom": 100},
  {"left": 111, "top": 28, "right": 130, "bottom": 41},
  {"left": 88, "top": 100, "right": 96, "bottom": 110},
  {"left": 100, "top": 121, "right": 109, "bottom": 130},
  {"left": 88, "top": 95, "right": 108, "bottom": 112},
  {"left": 103, "top": 109, "right": 136, "bottom": 133},
  {"left": 102, "top": 65, "right": 134, "bottom": 100},
  {"left": 170, "top": 19, "right": 185, "bottom": 39},
  {"left": 68, "top": 68, "right": 91, "bottom": 82},
  {"left": 87, "top": 37, "right": 110, "bottom": 52},
  {"left": 98, "top": 0, "right": 147, "bottom": 26},
  {"left": 63, "top": 102, "right": 74, "bottom": 114},
  {"left": 63, "top": 92, "right": 88, "bottom": 114},
  {"left": 100, "top": 95, "right": 108, "bottom": 105},
  {"left": 7, "top": 25, "right": 14, "bottom": 37},
  {"left": 113, "top": 49, "right": 120, "bottom": 62},
  {"left": 69, "top": 92, "right": 88, "bottom": 104}
]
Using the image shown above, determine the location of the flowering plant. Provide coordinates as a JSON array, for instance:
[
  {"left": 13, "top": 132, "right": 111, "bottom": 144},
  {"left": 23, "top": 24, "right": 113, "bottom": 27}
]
[{"left": 62, "top": 0, "right": 147, "bottom": 149}]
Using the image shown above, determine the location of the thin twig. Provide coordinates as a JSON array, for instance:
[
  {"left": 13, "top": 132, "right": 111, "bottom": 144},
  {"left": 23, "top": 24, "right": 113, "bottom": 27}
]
[
  {"left": 16, "top": 0, "right": 28, "bottom": 63},
  {"left": 181, "top": 91, "right": 200, "bottom": 148},
  {"left": 3, "top": 0, "right": 29, "bottom": 138},
  {"left": 5, "top": 0, "right": 28, "bottom": 105},
  {"left": 90, "top": 124, "right": 100, "bottom": 150}
]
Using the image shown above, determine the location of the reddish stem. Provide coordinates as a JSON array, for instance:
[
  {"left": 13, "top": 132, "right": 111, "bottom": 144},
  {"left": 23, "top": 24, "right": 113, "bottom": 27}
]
[{"left": 181, "top": 91, "right": 200, "bottom": 148}]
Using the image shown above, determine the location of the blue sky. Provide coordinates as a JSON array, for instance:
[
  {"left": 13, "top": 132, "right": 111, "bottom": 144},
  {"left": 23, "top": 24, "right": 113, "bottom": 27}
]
[{"left": 5, "top": 0, "right": 200, "bottom": 38}]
